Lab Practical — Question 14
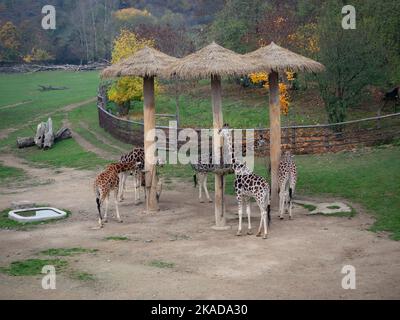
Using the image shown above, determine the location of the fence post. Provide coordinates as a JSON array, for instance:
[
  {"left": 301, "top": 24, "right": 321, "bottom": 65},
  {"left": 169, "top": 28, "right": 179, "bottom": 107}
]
[{"left": 292, "top": 127, "right": 296, "bottom": 153}]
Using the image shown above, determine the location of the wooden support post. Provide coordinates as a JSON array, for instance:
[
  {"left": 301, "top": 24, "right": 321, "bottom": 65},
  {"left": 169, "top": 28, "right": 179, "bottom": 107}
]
[
  {"left": 211, "top": 75, "right": 229, "bottom": 230},
  {"left": 269, "top": 71, "right": 281, "bottom": 210},
  {"left": 143, "top": 76, "right": 159, "bottom": 213}
]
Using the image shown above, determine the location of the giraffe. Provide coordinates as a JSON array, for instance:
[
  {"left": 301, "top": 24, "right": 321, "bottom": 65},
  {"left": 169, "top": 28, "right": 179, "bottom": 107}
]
[
  {"left": 278, "top": 151, "right": 297, "bottom": 220},
  {"left": 219, "top": 125, "right": 271, "bottom": 239},
  {"left": 119, "top": 148, "right": 145, "bottom": 204},
  {"left": 191, "top": 153, "right": 215, "bottom": 203},
  {"left": 119, "top": 148, "right": 165, "bottom": 204},
  {"left": 94, "top": 161, "right": 142, "bottom": 228}
]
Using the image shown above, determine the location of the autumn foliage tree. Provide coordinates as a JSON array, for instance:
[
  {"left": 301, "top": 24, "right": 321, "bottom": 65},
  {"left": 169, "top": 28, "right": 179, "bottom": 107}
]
[
  {"left": 0, "top": 22, "right": 21, "bottom": 62},
  {"left": 249, "top": 72, "right": 292, "bottom": 115},
  {"left": 107, "top": 30, "right": 156, "bottom": 116}
]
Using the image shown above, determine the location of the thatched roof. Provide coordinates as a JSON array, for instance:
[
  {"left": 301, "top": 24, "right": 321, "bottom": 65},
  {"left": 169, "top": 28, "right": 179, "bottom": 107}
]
[
  {"left": 101, "top": 46, "right": 178, "bottom": 79},
  {"left": 245, "top": 42, "right": 325, "bottom": 73},
  {"left": 168, "top": 42, "right": 256, "bottom": 80}
]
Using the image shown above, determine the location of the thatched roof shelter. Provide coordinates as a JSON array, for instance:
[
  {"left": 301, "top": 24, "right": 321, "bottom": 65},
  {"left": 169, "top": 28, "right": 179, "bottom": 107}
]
[
  {"left": 168, "top": 42, "right": 258, "bottom": 230},
  {"left": 101, "top": 46, "right": 179, "bottom": 213},
  {"left": 168, "top": 42, "right": 254, "bottom": 80},
  {"left": 245, "top": 42, "right": 325, "bottom": 73},
  {"left": 245, "top": 42, "right": 325, "bottom": 209},
  {"left": 101, "top": 46, "right": 178, "bottom": 79}
]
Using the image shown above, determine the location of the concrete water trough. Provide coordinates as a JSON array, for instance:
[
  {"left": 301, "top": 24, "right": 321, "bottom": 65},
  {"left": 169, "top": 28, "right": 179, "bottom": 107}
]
[{"left": 8, "top": 207, "right": 67, "bottom": 223}]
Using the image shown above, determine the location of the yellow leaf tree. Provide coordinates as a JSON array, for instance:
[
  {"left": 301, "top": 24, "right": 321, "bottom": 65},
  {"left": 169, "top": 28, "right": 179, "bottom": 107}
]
[
  {"left": 108, "top": 30, "right": 156, "bottom": 116},
  {"left": 249, "top": 72, "right": 292, "bottom": 115}
]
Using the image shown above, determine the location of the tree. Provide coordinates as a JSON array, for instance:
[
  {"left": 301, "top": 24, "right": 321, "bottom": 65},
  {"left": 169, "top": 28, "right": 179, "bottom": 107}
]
[
  {"left": 107, "top": 30, "right": 156, "bottom": 116},
  {"left": 315, "top": 0, "right": 387, "bottom": 124},
  {"left": 0, "top": 21, "right": 21, "bottom": 62},
  {"left": 23, "top": 48, "right": 54, "bottom": 63},
  {"left": 208, "top": 0, "right": 267, "bottom": 53}
]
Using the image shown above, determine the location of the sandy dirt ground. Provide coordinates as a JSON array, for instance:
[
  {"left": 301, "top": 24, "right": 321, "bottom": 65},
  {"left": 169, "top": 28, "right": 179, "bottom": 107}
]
[{"left": 0, "top": 155, "right": 399, "bottom": 300}]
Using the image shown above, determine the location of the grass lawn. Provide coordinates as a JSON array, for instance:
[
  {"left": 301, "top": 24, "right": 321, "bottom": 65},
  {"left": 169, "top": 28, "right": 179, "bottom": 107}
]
[
  {"left": 0, "top": 71, "right": 100, "bottom": 131},
  {"left": 0, "top": 162, "right": 26, "bottom": 185}
]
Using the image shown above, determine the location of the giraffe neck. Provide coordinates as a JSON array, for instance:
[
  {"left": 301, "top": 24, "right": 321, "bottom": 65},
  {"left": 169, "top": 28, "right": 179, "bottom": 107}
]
[
  {"left": 224, "top": 131, "right": 236, "bottom": 164},
  {"left": 224, "top": 131, "right": 251, "bottom": 176}
]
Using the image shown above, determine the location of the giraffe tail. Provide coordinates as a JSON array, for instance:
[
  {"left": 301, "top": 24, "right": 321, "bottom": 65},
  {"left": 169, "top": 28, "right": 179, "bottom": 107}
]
[
  {"left": 193, "top": 174, "right": 198, "bottom": 188},
  {"left": 267, "top": 205, "right": 271, "bottom": 226},
  {"left": 94, "top": 185, "right": 102, "bottom": 218},
  {"left": 266, "top": 188, "right": 272, "bottom": 226}
]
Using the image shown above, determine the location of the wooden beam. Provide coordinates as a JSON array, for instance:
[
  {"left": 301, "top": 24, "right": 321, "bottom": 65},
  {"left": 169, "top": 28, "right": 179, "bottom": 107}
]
[
  {"left": 143, "top": 76, "right": 159, "bottom": 213},
  {"left": 211, "top": 75, "right": 228, "bottom": 230},
  {"left": 269, "top": 71, "right": 281, "bottom": 209}
]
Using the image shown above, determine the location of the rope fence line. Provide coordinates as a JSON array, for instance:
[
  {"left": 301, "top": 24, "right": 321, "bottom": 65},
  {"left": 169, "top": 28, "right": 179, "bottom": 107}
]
[{"left": 97, "top": 93, "right": 400, "bottom": 155}]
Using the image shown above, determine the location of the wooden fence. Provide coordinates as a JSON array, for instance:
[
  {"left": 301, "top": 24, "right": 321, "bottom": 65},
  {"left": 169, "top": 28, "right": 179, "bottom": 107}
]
[{"left": 97, "top": 93, "right": 400, "bottom": 155}]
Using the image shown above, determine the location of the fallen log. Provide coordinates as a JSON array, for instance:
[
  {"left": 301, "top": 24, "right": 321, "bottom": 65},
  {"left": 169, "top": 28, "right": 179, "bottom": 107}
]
[
  {"left": 38, "top": 85, "right": 69, "bottom": 91},
  {"left": 17, "top": 137, "right": 35, "bottom": 149},
  {"left": 55, "top": 128, "right": 72, "bottom": 141},
  {"left": 17, "top": 120, "right": 72, "bottom": 149}
]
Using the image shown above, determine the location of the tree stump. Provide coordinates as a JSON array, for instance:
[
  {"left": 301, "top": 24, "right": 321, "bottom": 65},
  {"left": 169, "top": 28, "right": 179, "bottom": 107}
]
[{"left": 16, "top": 119, "right": 72, "bottom": 149}]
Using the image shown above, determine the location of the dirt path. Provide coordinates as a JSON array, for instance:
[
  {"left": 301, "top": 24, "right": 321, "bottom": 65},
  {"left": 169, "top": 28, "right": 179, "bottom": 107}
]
[
  {"left": 0, "top": 100, "right": 32, "bottom": 111},
  {"left": 0, "top": 97, "right": 96, "bottom": 141},
  {"left": 0, "top": 159, "right": 399, "bottom": 300},
  {"left": 79, "top": 121, "right": 128, "bottom": 154},
  {"left": 63, "top": 119, "right": 118, "bottom": 161}
]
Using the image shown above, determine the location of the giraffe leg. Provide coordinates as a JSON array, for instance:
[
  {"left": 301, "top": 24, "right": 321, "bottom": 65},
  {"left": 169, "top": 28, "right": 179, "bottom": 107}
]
[
  {"left": 237, "top": 200, "right": 243, "bottom": 236},
  {"left": 262, "top": 209, "right": 268, "bottom": 239},
  {"left": 256, "top": 202, "right": 264, "bottom": 237},
  {"left": 279, "top": 189, "right": 285, "bottom": 220},
  {"left": 246, "top": 201, "right": 253, "bottom": 235},
  {"left": 134, "top": 172, "right": 141, "bottom": 205},
  {"left": 103, "top": 195, "right": 109, "bottom": 223},
  {"left": 114, "top": 189, "right": 122, "bottom": 223},
  {"left": 199, "top": 173, "right": 204, "bottom": 203},
  {"left": 118, "top": 172, "right": 126, "bottom": 202},
  {"left": 289, "top": 186, "right": 295, "bottom": 220},
  {"left": 203, "top": 174, "right": 212, "bottom": 203}
]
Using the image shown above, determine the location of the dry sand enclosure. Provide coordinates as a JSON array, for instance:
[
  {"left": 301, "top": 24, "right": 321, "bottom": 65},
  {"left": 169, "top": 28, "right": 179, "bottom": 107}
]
[{"left": 0, "top": 155, "right": 399, "bottom": 300}]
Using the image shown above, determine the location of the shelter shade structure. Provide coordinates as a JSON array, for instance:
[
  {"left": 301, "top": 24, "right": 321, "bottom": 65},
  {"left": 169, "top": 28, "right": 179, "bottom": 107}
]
[
  {"left": 168, "top": 42, "right": 258, "bottom": 229},
  {"left": 101, "top": 46, "right": 178, "bottom": 213},
  {"left": 245, "top": 42, "right": 325, "bottom": 208}
]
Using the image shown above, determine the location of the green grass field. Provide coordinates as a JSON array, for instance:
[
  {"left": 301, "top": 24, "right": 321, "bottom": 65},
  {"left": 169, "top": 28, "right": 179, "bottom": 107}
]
[
  {"left": 0, "top": 71, "right": 399, "bottom": 239},
  {"left": 0, "top": 71, "right": 100, "bottom": 131}
]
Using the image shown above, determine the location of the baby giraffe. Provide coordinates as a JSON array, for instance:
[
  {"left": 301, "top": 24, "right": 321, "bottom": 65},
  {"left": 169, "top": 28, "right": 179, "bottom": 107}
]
[{"left": 94, "top": 161, "right": 141, "bottom": 228}]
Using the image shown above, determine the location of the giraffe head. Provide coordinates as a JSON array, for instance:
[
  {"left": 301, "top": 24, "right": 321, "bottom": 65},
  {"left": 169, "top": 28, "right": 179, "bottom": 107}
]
[
  {"left": 282, "top": 150, "right": 293, "bottom": 161},
  {"left": 232, "top": 161, "right": 252, "bottom": 175},
  {"left": 218, "top": 123, "right": 232, "bottom": 140}
]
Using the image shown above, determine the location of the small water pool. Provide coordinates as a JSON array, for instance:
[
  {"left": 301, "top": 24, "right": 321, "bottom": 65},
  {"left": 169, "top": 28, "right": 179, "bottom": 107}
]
[{"left": 8, "top": 207, "right": 67, "bottom": 223}]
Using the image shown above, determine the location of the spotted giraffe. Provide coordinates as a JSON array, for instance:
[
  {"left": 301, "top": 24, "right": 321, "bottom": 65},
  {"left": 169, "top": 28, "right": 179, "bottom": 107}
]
[
  {"left": 119, "top": 148, "right": 145, "bottom": 204},
  {"left": 94, "top": 161, "right": 141, "bottom": 228},
  {"left": 191, "top": 153, "right": 216, "bottom": 203},
  {"left": 278, "top": 151, "right": 297, "bottom": 220},
  {"left": 219, "top": 125, "right": 271, "bottom": 239},
  {"left": 119, "top": 148, "right": 165, "bottom": 204}
]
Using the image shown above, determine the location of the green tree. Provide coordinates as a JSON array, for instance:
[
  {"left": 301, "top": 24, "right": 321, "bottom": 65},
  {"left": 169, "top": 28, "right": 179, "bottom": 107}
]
[
  {"left": 316, "top": 0, "right": 387, "bottom": 124},
  {"left": 208, "top": 0, "right": 267, "bottom": 53}
]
